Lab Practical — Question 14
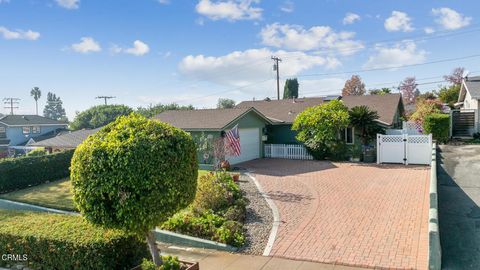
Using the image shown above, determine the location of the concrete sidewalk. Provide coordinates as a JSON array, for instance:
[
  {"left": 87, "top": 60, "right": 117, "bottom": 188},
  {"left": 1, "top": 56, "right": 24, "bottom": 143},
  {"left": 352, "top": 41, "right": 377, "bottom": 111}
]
[{"left": 158, "top": 243, "right": 367, "bottom": 270}]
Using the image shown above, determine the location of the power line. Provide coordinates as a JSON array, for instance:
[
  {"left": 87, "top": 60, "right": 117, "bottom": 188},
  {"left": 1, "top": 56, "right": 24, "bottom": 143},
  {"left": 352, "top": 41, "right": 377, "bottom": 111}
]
[{"left": 3, "top": 98, "right": 20, "bottom": 115}]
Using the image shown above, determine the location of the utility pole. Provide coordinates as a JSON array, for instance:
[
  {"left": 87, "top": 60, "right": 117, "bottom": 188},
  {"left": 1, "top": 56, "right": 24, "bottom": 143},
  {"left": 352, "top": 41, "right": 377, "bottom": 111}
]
[
  {"left": 3, "top": 98, "right": 20, "bottom": 115},
  {"left": 271, "top": 56, "right": 282, "bottom": 100},
  {"left": 96, "top": 96, "right": 116, "bottom": 105}
]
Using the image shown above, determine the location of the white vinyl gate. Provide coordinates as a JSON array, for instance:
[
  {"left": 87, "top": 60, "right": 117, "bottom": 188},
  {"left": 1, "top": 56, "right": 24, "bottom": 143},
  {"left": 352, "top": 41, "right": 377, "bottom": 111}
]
[{"left": 377, "top": 134, "right": 432, "bottom": 165}]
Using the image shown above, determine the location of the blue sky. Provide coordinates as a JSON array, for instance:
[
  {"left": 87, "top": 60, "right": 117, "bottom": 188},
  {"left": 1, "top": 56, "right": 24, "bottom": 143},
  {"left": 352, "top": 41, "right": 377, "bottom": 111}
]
[{"left": 1, "top": 0, "right": 479, "bottom": 119}]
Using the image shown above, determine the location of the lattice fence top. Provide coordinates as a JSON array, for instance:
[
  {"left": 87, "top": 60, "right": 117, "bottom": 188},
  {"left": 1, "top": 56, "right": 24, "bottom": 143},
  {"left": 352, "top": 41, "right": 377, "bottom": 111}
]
[
  {"left": 403, "top": 121, "right": 423, "bottom": 134},
  {"left": 380, "top": 135, "right": 404, "bottom": 143},
  {"left": 408, "top": 136, "right": 430, "bottom": 144}
]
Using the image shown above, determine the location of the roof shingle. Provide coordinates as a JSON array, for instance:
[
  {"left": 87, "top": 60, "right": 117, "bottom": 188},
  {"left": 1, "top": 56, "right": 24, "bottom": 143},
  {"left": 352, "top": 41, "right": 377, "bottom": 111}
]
[
  {"left": 0, "top": 115, "right": 68, "bottom": 126},
  {"left": 31, "top": 128, "right": 99, "bottom": 148},
  {"left": 464, "top": 76, "right": 480, "bottom": 98}
]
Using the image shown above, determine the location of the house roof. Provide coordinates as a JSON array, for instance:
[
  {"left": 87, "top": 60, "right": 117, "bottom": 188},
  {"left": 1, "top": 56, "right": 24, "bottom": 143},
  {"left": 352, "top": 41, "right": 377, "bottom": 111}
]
[
  {"left": 31, "top": 128, "right": 100, "bottom": 148},
  {"left": 153, "top": 107, "right": 271, "bottom": 130},
  {"left": 237, "top": 94, "right": 403, "bottom": 126},
  {"left": 341, "top": 94, "right": 403, "bottom": 126},
  {"left": 0, "top": 115, "right": 68, "bottom": 126},
  {"left": 237, "top": 98, "right": 325, "bottom": 124},
  {"left": 463, "top": 76, "right": 480, "bottom": 99}
]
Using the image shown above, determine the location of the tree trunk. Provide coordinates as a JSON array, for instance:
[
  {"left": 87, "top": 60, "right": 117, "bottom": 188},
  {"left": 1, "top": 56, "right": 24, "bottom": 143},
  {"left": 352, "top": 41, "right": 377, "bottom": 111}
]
[{"left": 146, "top": 230, "right": 163, "bottom": 266}]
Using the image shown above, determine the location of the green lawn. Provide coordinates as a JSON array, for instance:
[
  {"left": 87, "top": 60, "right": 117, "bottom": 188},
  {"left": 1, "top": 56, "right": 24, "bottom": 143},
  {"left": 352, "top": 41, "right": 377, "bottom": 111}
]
[{"left": 0, "top": 170, "right": 211, "bottom": 211}]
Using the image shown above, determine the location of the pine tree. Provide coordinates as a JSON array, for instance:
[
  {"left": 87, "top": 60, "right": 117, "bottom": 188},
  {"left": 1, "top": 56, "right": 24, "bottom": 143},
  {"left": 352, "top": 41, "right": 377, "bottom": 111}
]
[{"left": 43, "top": 92, "right": 67, "bottom": 121}]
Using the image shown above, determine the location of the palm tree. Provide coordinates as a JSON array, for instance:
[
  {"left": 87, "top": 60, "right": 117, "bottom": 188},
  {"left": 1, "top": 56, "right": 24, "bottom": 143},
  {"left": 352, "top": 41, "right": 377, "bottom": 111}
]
[
  {"left": 30, "top": 87, "right": 41, "bottom": 115},
  {"left": 349, "top": 105, "right": 383, "bottom": 146}
]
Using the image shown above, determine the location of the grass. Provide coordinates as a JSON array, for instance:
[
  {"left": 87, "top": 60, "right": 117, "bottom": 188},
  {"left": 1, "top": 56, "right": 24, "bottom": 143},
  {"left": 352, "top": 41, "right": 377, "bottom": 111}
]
[{"left": 0, "top": 170, "right": 212, "bottom": 211}]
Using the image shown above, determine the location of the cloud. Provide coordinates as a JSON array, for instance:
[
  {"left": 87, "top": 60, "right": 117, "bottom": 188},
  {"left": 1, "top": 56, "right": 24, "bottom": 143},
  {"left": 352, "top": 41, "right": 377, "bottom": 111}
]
[
  {"left": 280, "top": 1, "right": 294, "bottom": 13},
  {"left": 0, "top": 0, "right": 10, "bottom": 4},
  {"left": 0, "top": 26, "right": 40, "bottom": 40},
  {"left": 259, "top": 23, "right": 364, "bottom": 55},
  {"left": 424, "top": 27, "right": 435, "bottom": 34},
  {"left": 111, "top": 40, "right": 150, "bottom": 56},
  {"left": 363, "top": 41, "right": 427, "bottom": 69},
  {"left": 55, "top": 0, "right": 80, "bottom": 9},
  {"left": 384, "top": 11, "right": 414, "bottom": 32},
  {"left": 157, "top": 0, "right": 170, "bottom": 4},
  {"left": 178, "top": 48, "right": 340, "bottom": 87},
  {"left": 432, "top": 7, "right": 471, "bottom": 30},
  {"left": 343, "top": 12, "right": 360, "bottom": 25},
  {"left": 195, "top": 0, "right": 262, "bottom": 21},
  {"left": 71, "top": 37, "right": 101, "bottom": 53}
]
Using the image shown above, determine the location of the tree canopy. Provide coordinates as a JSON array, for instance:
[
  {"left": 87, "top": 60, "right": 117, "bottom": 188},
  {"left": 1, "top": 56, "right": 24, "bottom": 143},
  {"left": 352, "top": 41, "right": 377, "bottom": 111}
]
[
  {"left": 216, "top": 98, "right": 236, "bottom": 109},
  {"left": 399, "top": 77, "right": 417, "bottom": 105},
  {"left": 70, "top": 105, "right": 133, "bottom": 130},
  {"left": 349, "top": 106, "right": 383, "bottom": 145},
  {"left": 436, "top": 84, "right": 460, "bottom": 108},
  {"left": 368, "top": 88, "right": 391, "bottom": 95},
  {"left": 283, "top": 78, "right": 299, "bottom": 99},
  {"left": 443, "top": 67, "right": 464, "bottom": 85},
  {"left": 136, "top": 103, "right": 194, "bottom": 118},
  {"left": 43, "top": 92, "right": 67, "bottom": 122},
  {"left": 292, "top": 100, "right": 350, "bottom": 160},
  {"left": 342, "top": 75, "right": 366, "bottom": 96}
]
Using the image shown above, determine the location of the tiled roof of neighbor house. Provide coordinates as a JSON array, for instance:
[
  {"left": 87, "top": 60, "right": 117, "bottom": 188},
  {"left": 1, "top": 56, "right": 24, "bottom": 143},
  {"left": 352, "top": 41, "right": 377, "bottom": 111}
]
[
  {"left": 0, "top": 115, "right": 68, "bottom": 126},
  {"left": 342, "top": 94, "right": 403, "bottom": 126},
  {"left": 237, "top": 98, "right": 325, "bottom": 123},
  {"left": 237, "top": 94, "right": 402, "bottom": 126},
  {"left": 153, "top": 107, "right": 270, "bottom": 130},
  {"left": 31, "top": 128, "right": 100, "bottom": 148},
  {"left": 464, "top": 76, "right": 480, "bottom": 98}
]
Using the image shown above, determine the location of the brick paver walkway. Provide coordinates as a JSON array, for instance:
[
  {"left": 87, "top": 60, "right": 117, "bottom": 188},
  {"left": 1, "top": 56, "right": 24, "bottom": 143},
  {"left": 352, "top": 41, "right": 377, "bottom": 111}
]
[{"left": 240, "top": 159, "right": 430, "bottom": 270}]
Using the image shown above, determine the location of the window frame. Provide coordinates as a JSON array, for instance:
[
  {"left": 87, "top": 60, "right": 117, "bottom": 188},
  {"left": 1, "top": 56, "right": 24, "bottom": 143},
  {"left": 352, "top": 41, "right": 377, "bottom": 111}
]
[
  {"left": 31, "top": 126, "right": 41, "bottom": 134},
  {"left": 22, "top": 126, "right": 31, "bottom": 134},
  {"left": 342, "top": 127, "right": 355, "bottom": 145},
  {"left": 0, "top": 126, "right": 5, "bottom": 133}
]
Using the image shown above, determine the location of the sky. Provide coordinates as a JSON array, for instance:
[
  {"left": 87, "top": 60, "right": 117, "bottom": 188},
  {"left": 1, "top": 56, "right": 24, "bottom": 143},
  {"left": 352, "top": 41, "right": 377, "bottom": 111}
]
[{"left": 1, "top": 0, "right": 480, "bottom": 120}]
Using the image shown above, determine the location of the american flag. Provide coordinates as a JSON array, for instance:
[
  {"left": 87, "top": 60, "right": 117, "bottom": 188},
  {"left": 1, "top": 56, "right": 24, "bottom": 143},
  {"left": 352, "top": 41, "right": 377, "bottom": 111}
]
[{"left": 225, "top": 125, "right": 241, "bottom": 156}]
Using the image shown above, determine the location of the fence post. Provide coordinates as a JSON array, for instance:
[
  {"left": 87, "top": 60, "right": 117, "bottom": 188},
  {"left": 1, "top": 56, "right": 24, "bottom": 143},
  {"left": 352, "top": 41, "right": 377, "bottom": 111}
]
[{"left": 377, "top": 134, "right": 381, "bottom": 164}]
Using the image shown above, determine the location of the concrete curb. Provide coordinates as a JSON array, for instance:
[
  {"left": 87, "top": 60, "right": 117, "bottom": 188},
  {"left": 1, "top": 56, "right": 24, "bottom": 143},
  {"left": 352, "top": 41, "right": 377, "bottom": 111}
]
[
  {"left": 153, "top": 228, "right": 237, "bottom": 252},
  {"left": 245, "top": 172, "right": 281, "bottom": 257},
  {"left": 429, "top": 143, "right": 441, "bottom": 270},
  {"left": 0, "top": 198, "right": 78, "bottom": 215}
]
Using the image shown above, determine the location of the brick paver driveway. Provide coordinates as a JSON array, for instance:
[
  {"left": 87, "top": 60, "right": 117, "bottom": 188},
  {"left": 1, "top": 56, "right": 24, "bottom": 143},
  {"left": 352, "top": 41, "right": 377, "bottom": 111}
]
[{"left": 240, "top": 159, "right": 430, "bottom": 270}]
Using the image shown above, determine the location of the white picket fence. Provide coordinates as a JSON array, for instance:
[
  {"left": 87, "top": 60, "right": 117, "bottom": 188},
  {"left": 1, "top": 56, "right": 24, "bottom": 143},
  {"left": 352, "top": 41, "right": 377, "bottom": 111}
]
[{"left": 264, "top": 144, "right": 313, "bottom": 160}]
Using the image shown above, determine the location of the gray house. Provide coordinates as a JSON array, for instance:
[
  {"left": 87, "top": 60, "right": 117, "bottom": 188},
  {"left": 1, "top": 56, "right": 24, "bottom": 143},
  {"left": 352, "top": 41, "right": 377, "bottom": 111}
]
[{"left": 0, "top": 115, "right": 68, "bottom": 154}]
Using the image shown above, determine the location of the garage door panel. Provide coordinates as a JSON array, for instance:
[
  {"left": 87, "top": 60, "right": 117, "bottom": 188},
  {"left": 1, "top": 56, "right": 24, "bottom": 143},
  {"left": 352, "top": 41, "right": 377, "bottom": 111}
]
[{"left": 227, "top": 128, "right": 260, "bottom": 164}]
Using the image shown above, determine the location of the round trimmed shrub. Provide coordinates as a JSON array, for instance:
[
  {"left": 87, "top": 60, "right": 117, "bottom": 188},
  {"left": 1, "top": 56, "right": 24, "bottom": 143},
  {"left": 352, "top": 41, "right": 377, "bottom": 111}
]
[{"left": 70, "top": 113, "right": 198, "bottom": 264}]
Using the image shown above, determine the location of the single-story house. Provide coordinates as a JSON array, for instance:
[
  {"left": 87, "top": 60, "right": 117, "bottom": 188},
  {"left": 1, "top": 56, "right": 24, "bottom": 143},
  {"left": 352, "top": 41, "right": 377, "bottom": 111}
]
[
  {"left": 31, "top": 128, "right": 100, "bottom": 153},
  {"left": 155, "top": 94, "right": 404, "bottom": 165},
  {"left": 0, "top": 115, "right": 68, "bottom": 155},
  {"left": 455, "top": 76, "right": 480, "bottom": 135}
]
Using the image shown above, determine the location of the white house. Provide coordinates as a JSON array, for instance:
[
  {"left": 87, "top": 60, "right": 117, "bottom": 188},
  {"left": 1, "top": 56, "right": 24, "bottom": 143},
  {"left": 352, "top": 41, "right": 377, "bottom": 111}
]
[{"left": 455, "top": 76, "right": 480, "bottom": 136}]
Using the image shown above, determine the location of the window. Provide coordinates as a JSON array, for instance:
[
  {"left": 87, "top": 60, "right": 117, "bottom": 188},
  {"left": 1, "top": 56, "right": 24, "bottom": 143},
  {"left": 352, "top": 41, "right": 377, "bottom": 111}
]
[
  {"left": 32, "top": 126, "right": 41, "bottom": 134},
  {"left": 22, "top": 126, "right": 31, "bottom": 134},
  {"left": 0, "top": 126, "right": 5, "bottom": 133},
  {"left": 341, "top": 127, "right": 354, "bottom": 144}
]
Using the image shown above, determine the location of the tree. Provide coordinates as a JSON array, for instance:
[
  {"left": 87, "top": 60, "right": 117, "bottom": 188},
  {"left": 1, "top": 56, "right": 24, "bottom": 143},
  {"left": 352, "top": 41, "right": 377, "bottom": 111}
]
[
  {"left": 369, "top": 87, "right": 391, "bottom": 95},
  {"left": 444, "top": 67, "right": 465, "bottom": 85},
  {"left": 292, "top": 100, "right": 350, "bottom": 160},
  {"left": 416, "top": 91, "right": 437, "bottom": 102},
  {"left": 436, "top": 84, "right": 460, "bottom": 108},
  {"left": 349, "top": 106, "right": 383, "bottom": 146},
  {"left": 410, "top": 99, "right": 443, "bottom": 123},
  {"left": 216, "top": 98, "right": 236, "bottom": 109},
  {"left": 71, "top": 114, "right": 198, "bottom": 266},
  {"left": 283, "top": 78, "right": 299, "bottom": 99},
  {"left": 399, "top": 77, "right": 417, "bottom": 105},
  {"left": 342, "top": 75, "right": 365, "bottom": 96},
  {"left": 70, "top": 105, "right": 133, "bottom": 130},
  {"left": 30, "top": 87, "right": 42, "bottom": 115},
  {"left": 43, "top": 92, "right": 67, "bottom": 121},
  {"left": 137, "top": 103, "right": 194, "bottom": 118}
]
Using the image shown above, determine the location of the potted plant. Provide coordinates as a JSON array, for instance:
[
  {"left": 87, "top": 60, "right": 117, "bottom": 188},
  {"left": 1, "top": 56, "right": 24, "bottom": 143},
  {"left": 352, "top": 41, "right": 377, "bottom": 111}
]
[
  {"left": 349, "top": 144, "right": 362, "bottom": 162},
  {"left": 135, "top": 256, "right": 199, "bottom": 270},
  {"left": 231, "top": 173, "right": 240, "bottom": 182}
]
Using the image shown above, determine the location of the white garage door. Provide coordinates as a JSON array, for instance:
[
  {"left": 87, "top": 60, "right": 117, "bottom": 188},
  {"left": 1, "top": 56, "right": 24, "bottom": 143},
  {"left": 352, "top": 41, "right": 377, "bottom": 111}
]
[{"left": 227, "top": 128, "right": 260, "bottom": 165}]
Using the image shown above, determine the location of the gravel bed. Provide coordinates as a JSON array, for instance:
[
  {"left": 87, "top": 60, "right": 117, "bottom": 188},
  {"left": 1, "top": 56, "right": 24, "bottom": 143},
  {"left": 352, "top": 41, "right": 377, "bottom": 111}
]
[{"left": 236, "top": 173, "right": 273, "bottom": 255}]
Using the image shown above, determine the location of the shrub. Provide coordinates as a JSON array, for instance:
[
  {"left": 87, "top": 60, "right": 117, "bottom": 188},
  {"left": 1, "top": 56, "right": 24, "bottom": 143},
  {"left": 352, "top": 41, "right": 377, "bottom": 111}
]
[
  {"left": 70, "top": 114, "right": 198, "bottom": 265},
  {"left": 26, "top": 147, "right": 48, "bottom": 157},
  {"left": 193, "top": 173, "right": 231, "bottom": 211},
  {"left": 0, "top": 210, "right": 148, "bottom": 269},
  {"left": 292, "top": 100, "right": 350, "bottom": 160},
  {"left": 409, "top": 99, "right": 443, "bottom": 123},
  {"left": 0, "top": 150, "right": 74, "bottom": 193},
  {"left": 141, "top": 256, "right": 181, "bottom": 270},
  {"left": 423, "top": 113, "right": 450, "bottom": 144}
]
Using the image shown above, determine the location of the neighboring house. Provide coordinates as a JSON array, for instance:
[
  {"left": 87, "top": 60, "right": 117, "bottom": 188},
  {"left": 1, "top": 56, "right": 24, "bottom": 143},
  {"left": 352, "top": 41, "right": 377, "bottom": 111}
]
[
  {"left": 456, "top": 76, "right": 480, "bottom": 136},
  {"left": 155, "top": 94, "right": 404, "bottom": 165},
  {"left": 31, "top": 128, "right": 100, "bottom": 153},
  {"left": 0, "top": 115, "right": 68, "bottom": 152}
]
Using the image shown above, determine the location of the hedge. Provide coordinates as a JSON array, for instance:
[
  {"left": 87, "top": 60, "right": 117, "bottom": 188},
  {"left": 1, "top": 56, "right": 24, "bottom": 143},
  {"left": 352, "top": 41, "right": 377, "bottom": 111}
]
[
  {"left": 0, "top": 210, "right": 148, "bottom": 269},
  {"left": 0, "top": 150, "right": 74, "bottom": 193},
  {"left": 423, "top": 113, "right": 450, "bottom": 143}
]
